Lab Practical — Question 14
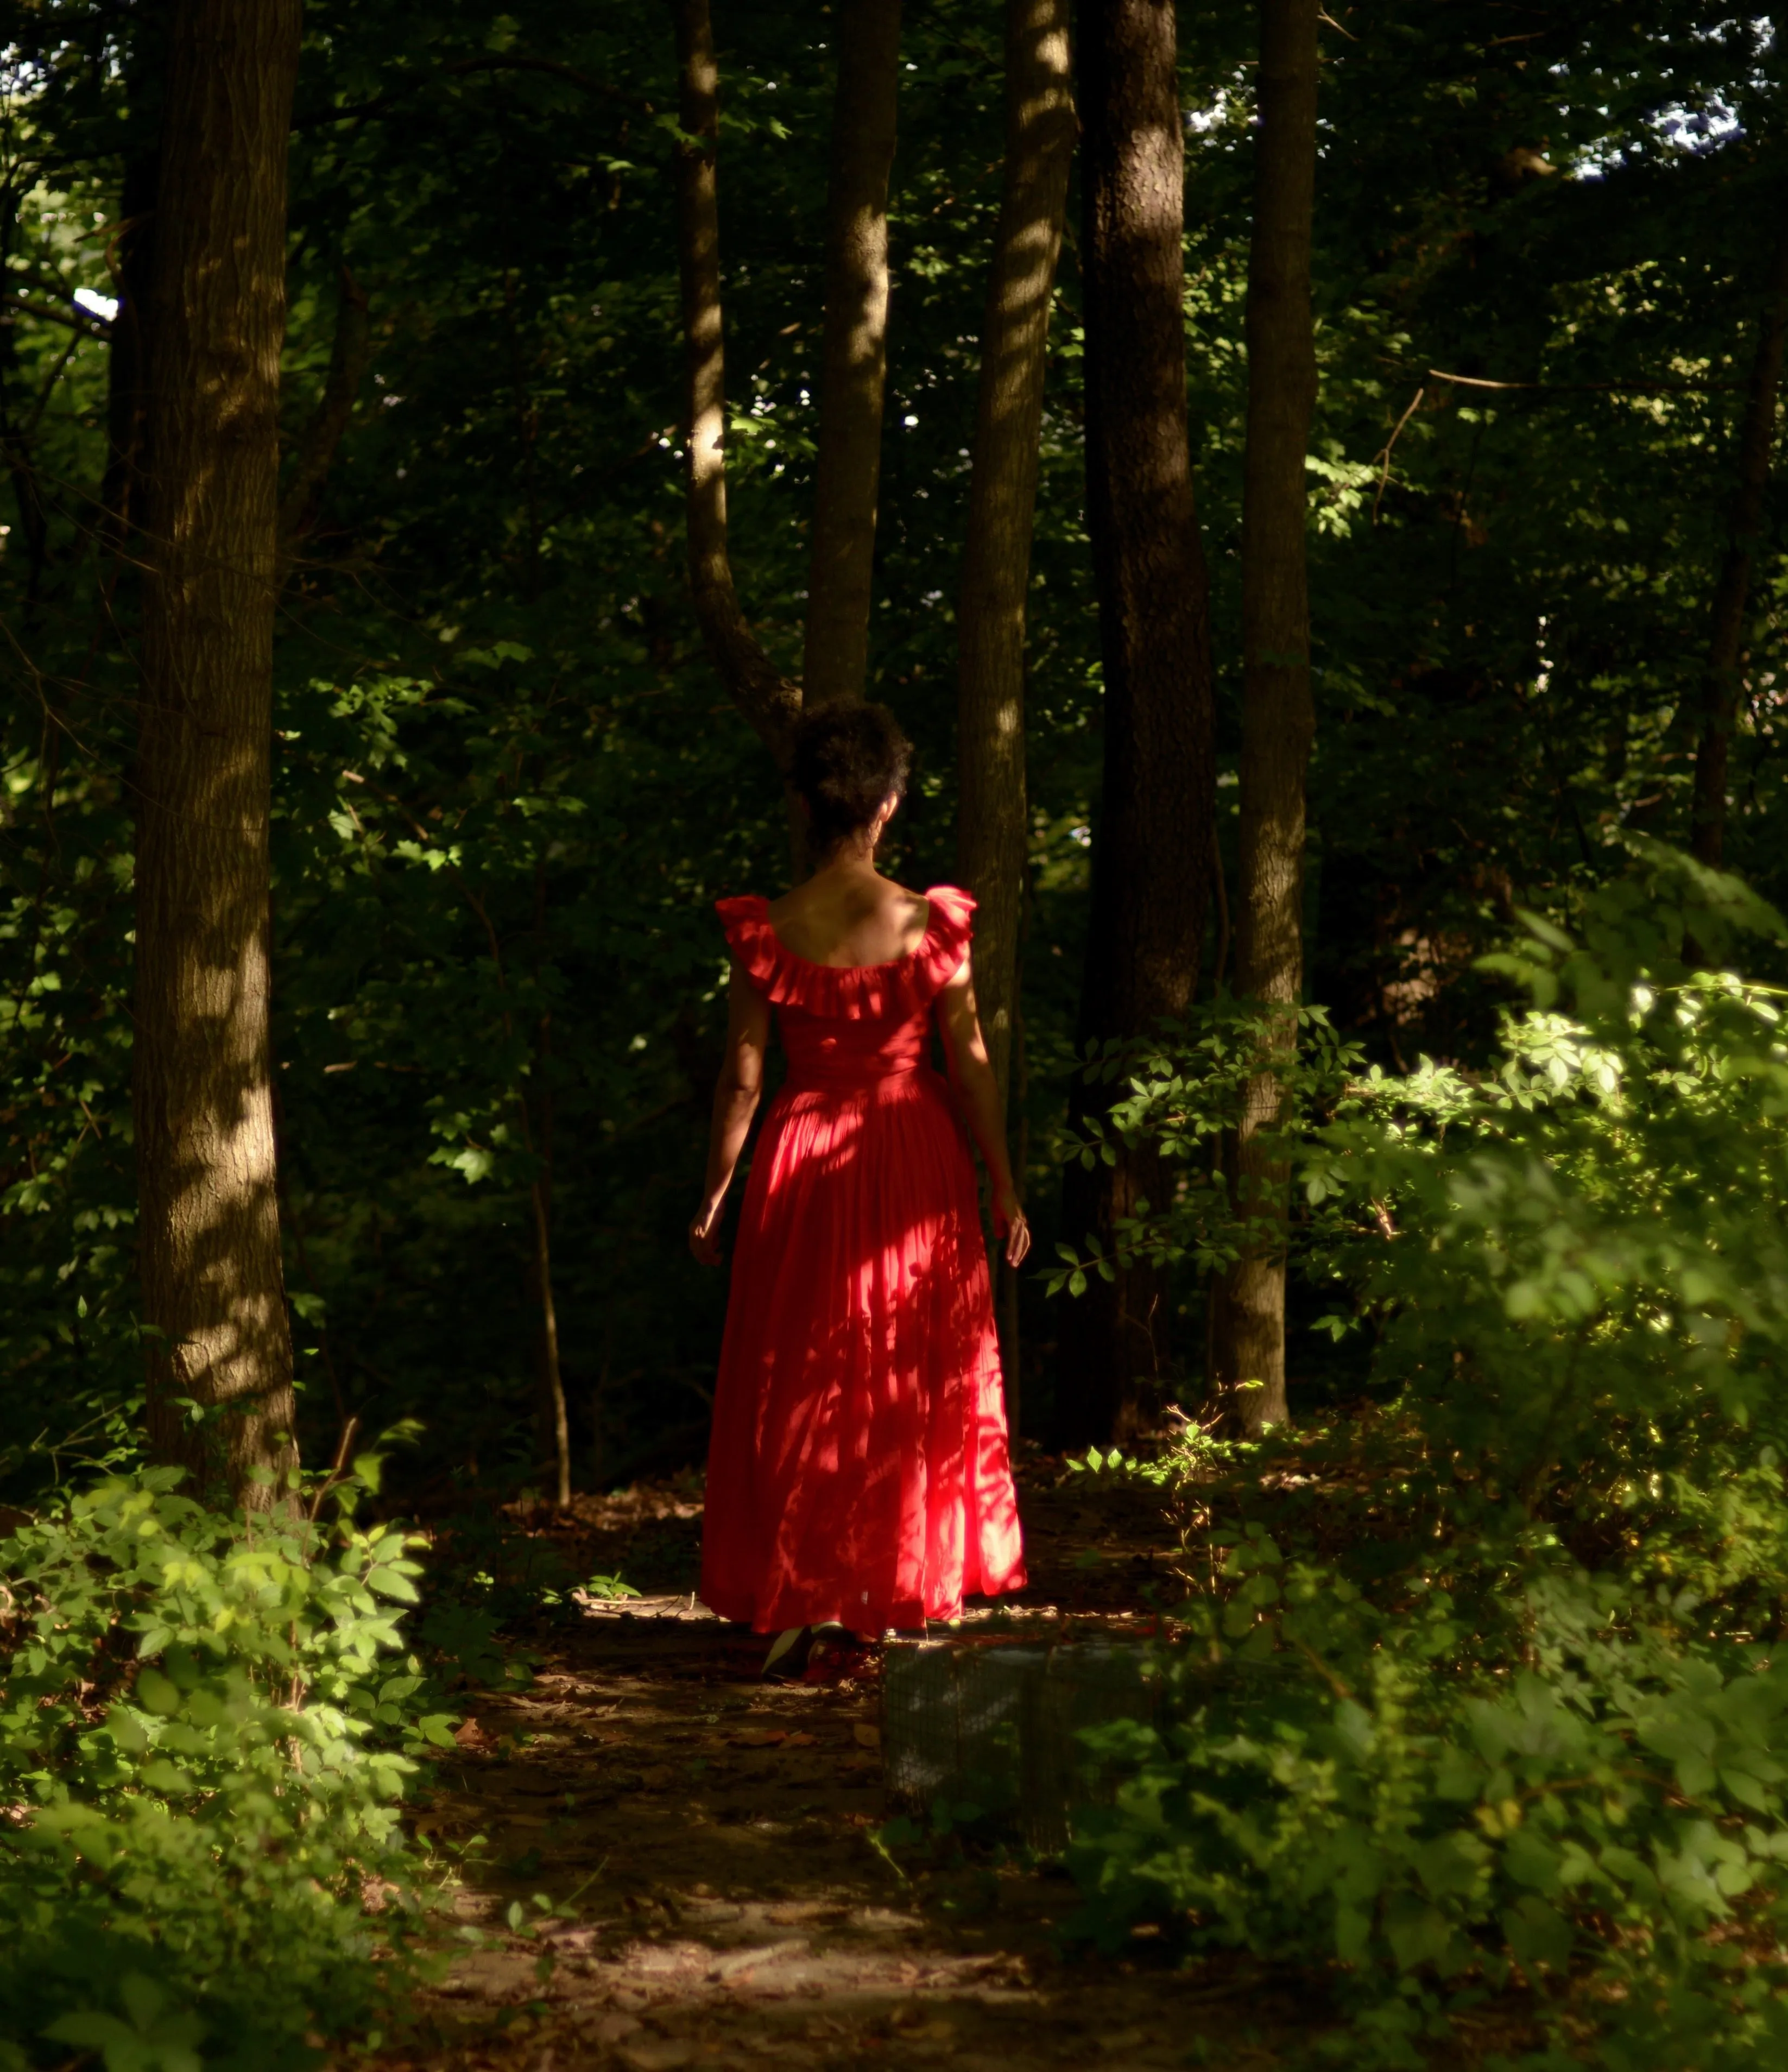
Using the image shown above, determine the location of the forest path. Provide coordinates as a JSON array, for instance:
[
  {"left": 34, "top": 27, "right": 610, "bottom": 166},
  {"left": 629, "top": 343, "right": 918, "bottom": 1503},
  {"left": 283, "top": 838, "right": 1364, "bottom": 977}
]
[{"left": 371, "top": 1463, "right": 1307, "bottom": 2071}]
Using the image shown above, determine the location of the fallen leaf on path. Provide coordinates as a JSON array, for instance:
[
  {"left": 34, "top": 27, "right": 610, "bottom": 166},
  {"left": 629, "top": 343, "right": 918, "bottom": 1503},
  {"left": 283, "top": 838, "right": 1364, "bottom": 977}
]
[
  {"left": 591, "top": 2013, "right": 643, "bottom": 2044},
  {"left": 707, "top": 1937, "right": 808, "bottom": 1980},
  {"left": 852, "top": 1723, "right": 881, "bottom": 1749},
  {"left": 782, "top": 1730, "right": 819, "bottom": 1748},
  {"left": 617, "top": 2042, "right": 693, "bottom": 2072}
]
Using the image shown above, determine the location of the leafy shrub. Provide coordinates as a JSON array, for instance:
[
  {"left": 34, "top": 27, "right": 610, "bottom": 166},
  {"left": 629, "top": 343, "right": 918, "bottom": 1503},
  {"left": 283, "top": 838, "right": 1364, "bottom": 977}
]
[
  {"left": 1301, "top": 850, "right": 1788, "bottom": 1509},
  {"left": 1045, "top": 999, "right": 1363, "bottom": 1299},
  {"left": 1064, "top": 850, "right": 1788, "bottom": 2065},
  {"left": 1071, "top": 1529, "right": 1788, "bottom": 2068},
  {"left": 0, "top": 1462, "right": 454, "bottom": 2069}
]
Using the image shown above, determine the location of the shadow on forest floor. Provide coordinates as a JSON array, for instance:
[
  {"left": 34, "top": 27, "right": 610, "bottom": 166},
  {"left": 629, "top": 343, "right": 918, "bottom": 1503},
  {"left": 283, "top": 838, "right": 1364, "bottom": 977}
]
[{"left": 364, "top": 1462, "right": 1323, "bottom": 2071}]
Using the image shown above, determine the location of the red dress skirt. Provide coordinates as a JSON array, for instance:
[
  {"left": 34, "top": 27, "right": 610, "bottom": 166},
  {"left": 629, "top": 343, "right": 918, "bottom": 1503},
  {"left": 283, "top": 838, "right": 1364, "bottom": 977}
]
[{"left": 699, "top": 886, "right": 1027, "bottom": 1634}]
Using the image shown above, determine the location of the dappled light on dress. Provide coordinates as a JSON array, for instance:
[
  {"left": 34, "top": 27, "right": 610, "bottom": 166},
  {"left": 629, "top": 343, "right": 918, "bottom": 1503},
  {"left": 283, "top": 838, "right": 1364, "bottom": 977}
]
[{"left": 702, "top": 886, "right": 1026, "bottom": 1633}]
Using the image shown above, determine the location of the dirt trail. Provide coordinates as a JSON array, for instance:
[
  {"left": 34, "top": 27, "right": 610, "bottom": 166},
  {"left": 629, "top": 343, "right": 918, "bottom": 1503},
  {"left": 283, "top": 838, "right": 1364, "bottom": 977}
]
[{"left": 373, "top": 1463, "right": 1307, "bottom": 2070}]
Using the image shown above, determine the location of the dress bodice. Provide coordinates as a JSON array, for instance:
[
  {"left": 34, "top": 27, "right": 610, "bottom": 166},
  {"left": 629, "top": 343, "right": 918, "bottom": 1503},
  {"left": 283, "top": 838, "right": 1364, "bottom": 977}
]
[{"left": 715, "top": 886, "right": 975, "bottom": 1093}]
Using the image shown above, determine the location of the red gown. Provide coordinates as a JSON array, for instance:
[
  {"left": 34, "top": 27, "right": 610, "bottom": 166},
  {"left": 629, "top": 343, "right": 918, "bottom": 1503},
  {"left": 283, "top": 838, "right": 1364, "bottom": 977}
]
[{"left": 699, "top": 885, "right": 1027, "bottom": 1634}]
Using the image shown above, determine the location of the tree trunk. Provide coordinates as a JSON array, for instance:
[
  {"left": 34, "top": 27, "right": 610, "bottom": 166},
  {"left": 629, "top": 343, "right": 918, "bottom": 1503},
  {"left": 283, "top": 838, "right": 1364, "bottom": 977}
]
[
  {"left": 800, "top": 0, "right": 902, "bottom": 706},
  {"left": 672, "top": 0, "right": 801, "bottom": 764},
  {"left": 1058, "top": 0, "right": 1216, "bottom": 1449},
  {"left": 956, "top": 0, "right": 1075, "bottom": 1427},
  {"left": 277, "top": 264, "right": 373, "bottom": 574},
  {"left": 957, "top": 0, "right": 1073, "bottom": 1113},
  {"left": 0, "top": 192, "right": 51, "bottom": 606},
  {"left": 1689, "top": 217, "right": 1788, "bottom": 869},
  {"left": 1208, "top": 0, "right": 1320, "bottom": 1438},
  {"left": 1000, "top": 986, "right": 1030, "bottom": 1427},
  {"left": 135, "top": 0, "right": 302, "bottom": 1508},
  {"left": 529, "top": 860, "right": 572, "bottom": 1509},
  {"left": 100, "top": 1, "right": 170, "bottom": 552},
  {"left": 101, "top": 148, "right": 160, "bottom": 547},
  {"left": 529, "top": 1167, "right": 571, "bottom": 1509}
]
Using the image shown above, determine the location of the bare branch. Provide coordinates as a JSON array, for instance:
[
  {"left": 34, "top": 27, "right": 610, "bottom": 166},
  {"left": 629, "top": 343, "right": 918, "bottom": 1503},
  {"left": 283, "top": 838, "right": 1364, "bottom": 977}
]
[
  {"left": 2, "top": 294, "right": 109, "bottom": 339},
  {"left": 1426, "top": 367, "right": 1743, "bottom": 394}
]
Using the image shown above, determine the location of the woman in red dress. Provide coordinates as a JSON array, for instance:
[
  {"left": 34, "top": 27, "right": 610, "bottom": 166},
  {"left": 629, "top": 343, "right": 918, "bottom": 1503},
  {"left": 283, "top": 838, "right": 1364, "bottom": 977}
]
[{"left": 689, "top": 704, "right": 1029, "bottom": 1665}]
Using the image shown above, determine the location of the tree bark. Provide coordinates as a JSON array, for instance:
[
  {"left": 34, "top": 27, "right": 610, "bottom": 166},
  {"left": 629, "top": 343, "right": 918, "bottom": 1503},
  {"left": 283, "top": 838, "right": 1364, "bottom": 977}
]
[
  {"left": 957, "top": 0, "right": 1073, "bottom": 1115},
  {"left": 956, "top": 0, "right": 1075, "bottom": 1426},
  {"left": 1058, "top": 0, "right": 1216, "bottom": 1449},
  {"left": 528, "top": 860, "right": 571, "bottom": 1509},
  {"left": 672, "top": 0, "right": 801, "bottom": 765},
  {"left": 529, "top": 1170, "right": 570, "bottom": 1508},
  {"left": 1690, "top": 217, "right": 1788, "bottom": 869},
  {"left": 0, "top": 192, "right": 51, "bottom": 605},
  {"left": 101, "top": 148, "right": 160, "bottom": 548},
  {"left": 800, "top": 0, "right": 902, "bottom": 706},
  {"left": 135, "top": 0, "right": 303, "bottom": 1507},
  {"left": 1208, "top": 0, "right": 1320, "bottom": 1437}
]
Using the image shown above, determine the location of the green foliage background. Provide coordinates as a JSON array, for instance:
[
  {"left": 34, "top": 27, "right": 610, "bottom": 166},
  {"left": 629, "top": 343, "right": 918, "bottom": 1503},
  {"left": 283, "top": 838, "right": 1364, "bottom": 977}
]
[{"left": 3, "top": 0, "right": 1786, "bottom": 1492}]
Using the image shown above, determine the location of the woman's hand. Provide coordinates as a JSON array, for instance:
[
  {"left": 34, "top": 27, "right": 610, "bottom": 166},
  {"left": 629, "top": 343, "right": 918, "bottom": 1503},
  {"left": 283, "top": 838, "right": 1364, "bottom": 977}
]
[
  {"left": 688, "top": 1197, "right": 725, "bottom": 1265},
  {"left": 992, "top": 1185, "right": 1031, "bottom": 1268},
  {"left": 936, "top": 961, "right": 1032, "bottom": 1271},
  {"left": 692, "top": 964, "right": 769, "bottom": 1267}
]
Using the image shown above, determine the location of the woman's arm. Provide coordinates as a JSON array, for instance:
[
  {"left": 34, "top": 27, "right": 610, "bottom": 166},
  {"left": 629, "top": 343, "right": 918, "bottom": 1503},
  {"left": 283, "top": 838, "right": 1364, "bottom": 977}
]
[
  {"left": 935, "top": 955, "right": 1032, "bottom": 1267},
  {"left": 689, "top": 961, "right": 772, "bottom": 1264}
]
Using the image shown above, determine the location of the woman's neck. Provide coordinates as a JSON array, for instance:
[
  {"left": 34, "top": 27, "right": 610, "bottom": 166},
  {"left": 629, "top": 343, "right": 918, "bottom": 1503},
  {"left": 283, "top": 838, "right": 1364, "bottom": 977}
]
[{"left": 808, "top": 844, "right": 879, "bottom": 887}]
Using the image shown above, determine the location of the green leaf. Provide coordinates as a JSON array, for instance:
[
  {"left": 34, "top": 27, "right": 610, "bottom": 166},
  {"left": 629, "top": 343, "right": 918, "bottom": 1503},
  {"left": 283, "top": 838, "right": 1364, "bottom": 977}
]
[
  {"left": 43, "top": 2013, "right": 140, "bottom": 2051},
  {"left": 1382, "top": 1892, "right": 1452, "bottom": 1971},
  {"left": 1502, "top": 1896, "right": 1574, "bottom": 1976},
  {"left": 1334, "top": 1900, "right": 1372, "bottom": 1964},
  {"left": 366, "top": 1565, "right": 421, "bottom": 1603},
  {"left": 1502, "top": 1829, "right": 1563, "bottom": 1896},
  {"left": 135, "top": 1670, "right": 181, "bottom": 1716}
]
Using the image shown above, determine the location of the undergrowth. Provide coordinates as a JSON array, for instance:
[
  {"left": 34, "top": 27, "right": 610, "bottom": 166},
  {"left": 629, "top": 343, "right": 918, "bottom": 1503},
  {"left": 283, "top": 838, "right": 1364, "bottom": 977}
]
[
  {"left": 1058, "top": 848, "right": 1788, "bottom": 2068},
  {"left": 0, "top": 1439, "right": 458, "bottom": 2070}
]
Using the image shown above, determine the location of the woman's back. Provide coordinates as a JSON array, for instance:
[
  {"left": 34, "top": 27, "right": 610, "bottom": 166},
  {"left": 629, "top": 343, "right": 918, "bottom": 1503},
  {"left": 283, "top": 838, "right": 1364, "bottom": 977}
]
[{"left": 766, "top": 870, "right": 930, "bottom": 971}]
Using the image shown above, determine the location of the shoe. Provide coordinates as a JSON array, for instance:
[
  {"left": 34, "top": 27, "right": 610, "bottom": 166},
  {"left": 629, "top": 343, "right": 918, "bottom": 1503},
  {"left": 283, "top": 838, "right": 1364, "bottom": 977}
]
[
  {"left": 801, "top": 1628, "right": 879, "bottom": 1684},
  {"left": 762, "top": 1626, "right": 813, "bottom": 1680}
]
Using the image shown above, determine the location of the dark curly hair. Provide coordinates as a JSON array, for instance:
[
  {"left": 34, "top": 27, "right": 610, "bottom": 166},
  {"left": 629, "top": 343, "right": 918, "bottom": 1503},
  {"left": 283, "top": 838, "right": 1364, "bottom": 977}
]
[{"left": 789, "top": 702, "right": 913, "bottom": 856}]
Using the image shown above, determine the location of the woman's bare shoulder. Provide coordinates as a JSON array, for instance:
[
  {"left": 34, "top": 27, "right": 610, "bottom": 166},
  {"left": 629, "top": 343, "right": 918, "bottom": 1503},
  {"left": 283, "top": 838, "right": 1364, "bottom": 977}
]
[
  {"left": 875, "top": 881, "right": 933, "bottom": 951},
  {"left": 884, "top": 878, "right": 931, "bottom": 920}
]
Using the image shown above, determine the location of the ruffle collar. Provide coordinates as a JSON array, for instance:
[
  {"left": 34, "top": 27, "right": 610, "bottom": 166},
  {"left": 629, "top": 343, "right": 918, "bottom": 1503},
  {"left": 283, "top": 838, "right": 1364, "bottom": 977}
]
[{"left": 715, "top": 885, "right": 975, "bottom": 1020}]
